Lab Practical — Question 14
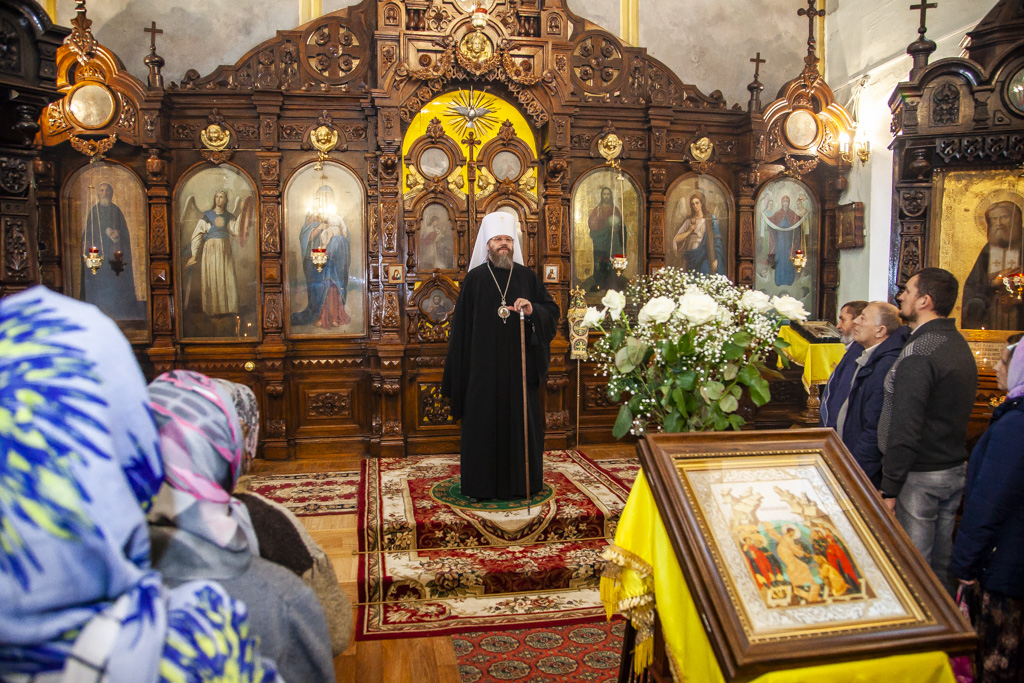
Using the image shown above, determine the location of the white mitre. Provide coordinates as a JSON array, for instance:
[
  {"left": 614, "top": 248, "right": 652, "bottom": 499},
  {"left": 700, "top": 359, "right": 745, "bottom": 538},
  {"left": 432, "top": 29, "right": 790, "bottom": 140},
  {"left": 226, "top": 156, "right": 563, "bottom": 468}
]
[{"left": 467, "top": 212, "right": 526, "bottom": 270}]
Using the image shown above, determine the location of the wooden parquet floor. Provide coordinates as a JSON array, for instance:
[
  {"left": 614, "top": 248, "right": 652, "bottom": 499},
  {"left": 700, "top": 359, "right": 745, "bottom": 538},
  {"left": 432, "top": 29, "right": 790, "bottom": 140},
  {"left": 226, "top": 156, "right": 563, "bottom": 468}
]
[{"left": 248, "top": 442, "right": 636, "bottom": 683}]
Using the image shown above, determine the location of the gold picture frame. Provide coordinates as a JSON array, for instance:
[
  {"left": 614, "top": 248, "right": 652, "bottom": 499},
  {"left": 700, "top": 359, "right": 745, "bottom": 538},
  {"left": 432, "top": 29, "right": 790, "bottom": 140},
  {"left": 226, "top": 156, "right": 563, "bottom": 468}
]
[
  {"left": 543, "top": 263, "right": 559, "bottom": 283},
  {"left": 934, "top": 169, "right": 1024, "bottom": 342},
  {"left": 388, "top": 264, "right": 405, "bottom": 283},
  {"left": 638, "top": 429, "right": 974, "bottom": 681}
]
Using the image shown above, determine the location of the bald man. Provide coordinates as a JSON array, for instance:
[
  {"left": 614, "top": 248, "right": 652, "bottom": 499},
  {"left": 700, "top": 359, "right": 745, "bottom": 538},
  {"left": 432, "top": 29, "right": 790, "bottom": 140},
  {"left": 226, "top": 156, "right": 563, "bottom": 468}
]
[{"left": 834, "top": 302, "right": 909, "bottom": 488}]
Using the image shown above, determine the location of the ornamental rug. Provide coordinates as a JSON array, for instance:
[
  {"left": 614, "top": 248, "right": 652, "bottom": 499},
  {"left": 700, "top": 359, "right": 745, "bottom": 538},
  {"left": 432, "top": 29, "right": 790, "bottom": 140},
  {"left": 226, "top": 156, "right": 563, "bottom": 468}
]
[
  {"left": 454, "top": 619, "right": 625, "bottom": 683},
  {"left": 244, "top": 470, "right": 360, "bottom": 516},
  {"left": 357, "top": 450, "right": 637, "bottom": 639}
]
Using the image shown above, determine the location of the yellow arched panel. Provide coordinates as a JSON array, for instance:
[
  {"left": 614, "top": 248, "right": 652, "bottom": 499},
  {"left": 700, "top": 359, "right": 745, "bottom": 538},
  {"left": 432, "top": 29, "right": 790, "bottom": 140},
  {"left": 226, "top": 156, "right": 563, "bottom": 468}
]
[{"left": 402, "top": 89, "right": 537, "bottom": 194}]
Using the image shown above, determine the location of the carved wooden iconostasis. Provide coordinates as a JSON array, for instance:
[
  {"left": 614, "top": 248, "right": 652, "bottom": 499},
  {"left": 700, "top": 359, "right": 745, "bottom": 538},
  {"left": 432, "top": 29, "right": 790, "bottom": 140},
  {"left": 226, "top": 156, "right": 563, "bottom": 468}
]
[
  {"left": 31, "top": 0, "right": 856, "bottom": 459},
  {"left": 889, "top": 0, "right": 1024, "bottom": 443}
]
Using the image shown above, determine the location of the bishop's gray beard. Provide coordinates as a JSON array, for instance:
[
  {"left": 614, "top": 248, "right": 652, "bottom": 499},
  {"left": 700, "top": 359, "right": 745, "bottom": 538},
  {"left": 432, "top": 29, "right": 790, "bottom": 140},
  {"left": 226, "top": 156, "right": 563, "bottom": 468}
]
[{"left": 490, "top": 251, "right": 513, "bottom": 269}]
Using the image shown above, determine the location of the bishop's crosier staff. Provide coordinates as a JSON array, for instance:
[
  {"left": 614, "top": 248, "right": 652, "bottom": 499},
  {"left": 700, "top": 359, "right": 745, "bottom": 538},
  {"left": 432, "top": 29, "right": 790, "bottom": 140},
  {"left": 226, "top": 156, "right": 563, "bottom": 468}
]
[{"left": 520, "top": 308, "right": 531, "bottom": 514}]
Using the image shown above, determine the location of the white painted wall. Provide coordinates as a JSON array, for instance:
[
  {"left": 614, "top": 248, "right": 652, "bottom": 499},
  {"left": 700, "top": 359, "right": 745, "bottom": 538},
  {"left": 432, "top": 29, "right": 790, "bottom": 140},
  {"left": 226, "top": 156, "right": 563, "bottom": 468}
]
[
  {"left": 567, "top": 0, "right": 619, "bottom": 37},
  {"left": 639, "top": 0, "right": 808, "bottom": 108},
  {"left": 826, "top": 0, "right": 998, "bottom": 307},
  {"left": 55, "top": 0, "right": 300, "bottom": 84}
]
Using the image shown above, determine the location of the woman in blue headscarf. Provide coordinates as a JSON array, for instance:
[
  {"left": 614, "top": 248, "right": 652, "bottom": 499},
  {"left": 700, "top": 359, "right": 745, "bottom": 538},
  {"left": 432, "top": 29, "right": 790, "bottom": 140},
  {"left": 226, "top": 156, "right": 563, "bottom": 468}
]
[{"left": 0, "top": 286, "right": 279, "bottom": 682}]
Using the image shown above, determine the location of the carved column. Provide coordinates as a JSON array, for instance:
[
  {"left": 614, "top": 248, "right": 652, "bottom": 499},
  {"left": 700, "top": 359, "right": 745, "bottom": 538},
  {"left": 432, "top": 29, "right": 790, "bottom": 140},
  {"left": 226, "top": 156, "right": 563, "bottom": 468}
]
[
  {"left": 542, "top": 133, "right": 571, "bottom": 449},
  {"left": 0, "top": 151, "right": 36, "bottom": 292},
  {"left": 34, "top": 159, "right": 61, "bottom": 290},
  {"left": 144, "top": 148, "right": 175, "bottom": 372},
  {"left": 0, "top": 3, "right": 66, "bottom": 295},
  {"left": 821, "top": 168, "right": 848, "bottom": 322},
  {"left": 646, "top": 111, "right": 671, "bottom": 273},
  {"left": 256, "top": 149, "right": 287, "bottom": 460},
  {"left": 375, "top": 107, "right": 405, "bottom": 456},
  {"left": 737, "top": 164, "right": 759, "bottom": 287}
]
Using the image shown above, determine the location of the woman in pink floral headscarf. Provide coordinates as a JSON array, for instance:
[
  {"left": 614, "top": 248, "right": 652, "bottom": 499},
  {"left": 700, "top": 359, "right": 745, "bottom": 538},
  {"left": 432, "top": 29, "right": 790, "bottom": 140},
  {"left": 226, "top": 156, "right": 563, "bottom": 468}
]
[{"left": 147, "top": 370, "right": 335, "bottom": 683}]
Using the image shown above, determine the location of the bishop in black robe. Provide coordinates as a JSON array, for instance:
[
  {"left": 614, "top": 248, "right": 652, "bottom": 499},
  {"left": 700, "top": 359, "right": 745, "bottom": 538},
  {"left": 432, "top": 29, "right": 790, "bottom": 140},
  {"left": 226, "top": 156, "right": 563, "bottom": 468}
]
[{"left": 441, "top": 215, "right": 559, "bottom": 501}]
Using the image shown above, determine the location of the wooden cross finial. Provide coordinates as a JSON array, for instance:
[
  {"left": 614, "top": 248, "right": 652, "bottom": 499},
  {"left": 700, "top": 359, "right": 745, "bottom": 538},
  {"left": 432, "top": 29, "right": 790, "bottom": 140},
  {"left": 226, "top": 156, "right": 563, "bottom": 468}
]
[
  {"left": 797, "top": 0, "right": 826, "bottom": 58},
  {"left": 910, "top": 1, "right": 937, "bottom": 37},
  {"left": 750, "top": 52, "right": 766, "bottom": 81},
  {"left": 144, "top": 21, "right": 163, "bottom": 50}
]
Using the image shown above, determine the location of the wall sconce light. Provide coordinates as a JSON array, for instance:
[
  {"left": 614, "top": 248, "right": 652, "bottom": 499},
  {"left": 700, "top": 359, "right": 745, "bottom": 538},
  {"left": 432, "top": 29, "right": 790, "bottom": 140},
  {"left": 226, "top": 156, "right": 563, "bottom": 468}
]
[
  {"left": 839, "top": 129, "right": 870, "bottom": 164},
  {"left": 470, "top": 3, "right": 488, "bottom": 30}
]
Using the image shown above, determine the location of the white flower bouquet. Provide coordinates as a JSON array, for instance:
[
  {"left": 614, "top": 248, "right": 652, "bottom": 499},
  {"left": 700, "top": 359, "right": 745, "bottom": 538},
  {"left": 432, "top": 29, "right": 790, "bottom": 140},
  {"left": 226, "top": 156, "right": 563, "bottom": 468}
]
[{"left": 583, "top": 268, "right": 808, "bottom": 436}]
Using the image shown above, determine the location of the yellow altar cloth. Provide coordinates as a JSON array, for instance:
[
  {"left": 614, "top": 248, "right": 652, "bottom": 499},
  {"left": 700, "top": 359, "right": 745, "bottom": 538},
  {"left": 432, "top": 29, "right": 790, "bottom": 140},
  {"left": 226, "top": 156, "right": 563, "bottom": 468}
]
[
  {"left": 600, "top": 471, "right": 956, "bottom": 683},
  {"left": 777, "top": 325, "right": 847, "bottom": 390}
]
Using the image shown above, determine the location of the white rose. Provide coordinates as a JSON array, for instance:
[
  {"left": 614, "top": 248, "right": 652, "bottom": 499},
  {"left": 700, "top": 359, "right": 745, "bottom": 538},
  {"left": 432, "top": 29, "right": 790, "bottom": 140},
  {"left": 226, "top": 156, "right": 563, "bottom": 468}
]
[
  {"left": 601, "top": 289, "right": 626, "bottom": 321},
  {"left": 771, "top": 295, "right": 809, "bottom": 321},
  {"left": 676, "top": 289, "right": 719, "bottom": 325},
  {"left": 740, "top": 289, "right": 773, "bottom": 313},
  {"left": 638, "top": 296, "right": 676, "bottom": 325},
  {"left": 581, "top": 306, "right": 605, "bottom": 329}
]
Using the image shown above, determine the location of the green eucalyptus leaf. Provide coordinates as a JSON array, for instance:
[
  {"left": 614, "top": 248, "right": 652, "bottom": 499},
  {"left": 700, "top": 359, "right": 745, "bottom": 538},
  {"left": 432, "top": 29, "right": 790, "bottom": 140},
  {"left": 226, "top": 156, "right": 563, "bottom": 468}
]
[
  {"left": 615, "top": 346, "right": 636, "bottom": 374},
  {"left": 684, "top": 392, "right": 700, "bottom": 413},
  {"left": 677, "top": 370, "right": 696, "bottom": 391},
  {"left": 663, "top": 341, "right": 679, "bottom": 365},
  {"left": 737, "top": 365, "right": 760, "bottom": 385},
  {"left": 704, "top": 380, "right": 725, "bottom": 401},
  {"left": 671, "top": 387, "right": 686, "bottom": 410},
  {"left": 628, "top": 395, "right": 642, "bottom": 412},
  {"left": 612, "top": 404, "right": 633, "bottom": 438},
  {"left": 608, "top": 327, "right": 626, "bottom": 349},
  {"left": 626, "top": 336, "right": 647, "bottom": 364},
  {"left": 728, "top": 414, "right": 745, "bottom": 430},
  {"left": 724, "top": 363, "right": 739, "bottom": 381},
  {"left": 750, "top": 378, "right": 771, "bottom": 406},
  {"left": 719, "top": 394, "right": 739, "bottom": 413},
  {"left": 663, "top": 410, "right": 684, "bottom": 433},
  {"left": 679, "top": 332, "right": 695, "bottom": 356},
  {"left": 723, "top": 343, "right": 745, "bottom": 360},
  {"left": 731, "top": 331, "right": 753, "bottom": 347},
  {"left": 730, "top": 384, "right": 742, "bottom": 399},
  {"left": 712, "top": 413, "right": 730, "bottom": 431}
]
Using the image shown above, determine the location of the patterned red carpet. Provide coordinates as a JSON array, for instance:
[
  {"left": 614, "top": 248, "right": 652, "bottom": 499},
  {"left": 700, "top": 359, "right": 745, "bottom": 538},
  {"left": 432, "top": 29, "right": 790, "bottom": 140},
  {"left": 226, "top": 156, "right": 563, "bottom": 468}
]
[
  {"left": 453, "top": 619, "right": 625, "bottom": 682},
  {"left": 358, "top": 450, "right": 639, "bottom": 639},
  {"left": 246, "top": 470, "right": 360, "bottom": 515}
]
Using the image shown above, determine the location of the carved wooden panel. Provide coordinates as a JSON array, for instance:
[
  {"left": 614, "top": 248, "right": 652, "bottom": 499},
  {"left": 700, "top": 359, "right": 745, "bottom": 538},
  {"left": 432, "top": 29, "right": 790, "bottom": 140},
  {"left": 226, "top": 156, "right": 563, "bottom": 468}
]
[{"left": 418, "top": 383, "right": 452, "bottom": 425}]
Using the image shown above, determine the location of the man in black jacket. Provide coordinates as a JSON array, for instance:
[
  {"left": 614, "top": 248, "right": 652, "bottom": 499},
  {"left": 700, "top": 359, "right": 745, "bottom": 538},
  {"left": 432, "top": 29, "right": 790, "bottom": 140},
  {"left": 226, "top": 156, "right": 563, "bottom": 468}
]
[
  {"left": 836, "top": 302, "right": 909, "bottom": 488},
  {"left": 878, "top": 268, "right": 978, "bottom": 594}
]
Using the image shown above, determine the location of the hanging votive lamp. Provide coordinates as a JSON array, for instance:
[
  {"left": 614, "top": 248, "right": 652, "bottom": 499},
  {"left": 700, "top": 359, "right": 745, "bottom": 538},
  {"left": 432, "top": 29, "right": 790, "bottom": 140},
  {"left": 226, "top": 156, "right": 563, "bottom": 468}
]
[
  {"left": 612, "top": 169, "right": 628, "bottom": 276},
  {"left": 84, "top": 183, "right": 104, "bottom": 275},
  {"left": 311, "top": 247, "right": 328, "bottom": 272},
  {"left": 471, "top": 4, "right": 488, "bottom": 30},
  {"left": 792, "top": 249, "right": 807, "bottom": 273},
  {"left": 85, "top": 246, "right": 103, "bottom": 274}
]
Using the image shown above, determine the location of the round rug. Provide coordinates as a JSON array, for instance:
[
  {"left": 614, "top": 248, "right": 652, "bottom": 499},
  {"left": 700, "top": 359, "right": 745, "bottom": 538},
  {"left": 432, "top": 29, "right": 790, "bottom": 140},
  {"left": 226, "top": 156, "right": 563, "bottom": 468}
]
[{"left": 430, "top": 477, "right": 555, "bottom": 510}]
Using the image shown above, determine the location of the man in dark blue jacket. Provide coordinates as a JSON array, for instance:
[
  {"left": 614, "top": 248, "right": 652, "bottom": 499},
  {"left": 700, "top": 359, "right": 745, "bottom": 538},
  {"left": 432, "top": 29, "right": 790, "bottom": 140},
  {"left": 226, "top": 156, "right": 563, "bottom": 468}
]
[
  {"left": 819, "top": 301, "right": 867, "bottom": 428},
  {"left": 835, "top": 302, "right": 909, "bottom": 488}
]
